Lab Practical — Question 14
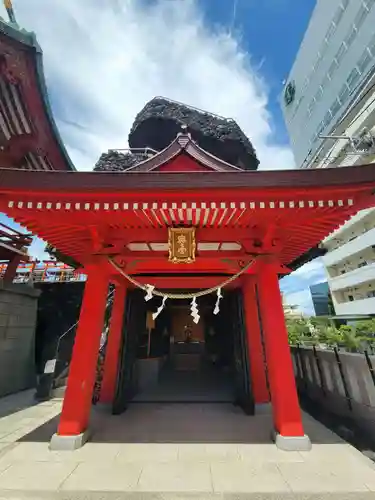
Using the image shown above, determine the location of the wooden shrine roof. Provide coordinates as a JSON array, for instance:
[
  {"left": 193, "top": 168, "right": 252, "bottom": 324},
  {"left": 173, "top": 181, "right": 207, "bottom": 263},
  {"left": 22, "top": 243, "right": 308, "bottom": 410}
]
[
  {"left": 1, "top": 147, "right": 375, "bottom": 277},
  {"left": 1, "top": 158, "right": 375, "bottom": 191},
  {"left": 0, "top": 18, "right": 75, "bottom": 171}
]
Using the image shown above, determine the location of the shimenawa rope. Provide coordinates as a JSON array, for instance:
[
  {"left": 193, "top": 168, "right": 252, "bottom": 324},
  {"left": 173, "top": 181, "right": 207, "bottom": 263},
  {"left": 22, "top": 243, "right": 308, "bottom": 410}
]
[{"left": 108, "top": 257, "right": 255, "bottom": 299}]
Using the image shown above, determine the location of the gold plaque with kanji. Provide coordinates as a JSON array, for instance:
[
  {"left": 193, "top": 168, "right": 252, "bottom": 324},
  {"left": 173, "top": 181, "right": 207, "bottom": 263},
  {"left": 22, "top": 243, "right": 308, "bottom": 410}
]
[{"left": 168, "top": 227, "right": 196, "bottom": 264}]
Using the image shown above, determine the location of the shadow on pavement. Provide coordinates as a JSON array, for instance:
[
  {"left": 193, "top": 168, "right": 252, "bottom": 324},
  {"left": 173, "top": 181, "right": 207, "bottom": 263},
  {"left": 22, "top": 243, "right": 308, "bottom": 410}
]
[
  {"left": 18, "top": 402, "right": 343, "bottom": 445},
  {"left": 0, "top": 389, "right": 38, "bottom": 419}
]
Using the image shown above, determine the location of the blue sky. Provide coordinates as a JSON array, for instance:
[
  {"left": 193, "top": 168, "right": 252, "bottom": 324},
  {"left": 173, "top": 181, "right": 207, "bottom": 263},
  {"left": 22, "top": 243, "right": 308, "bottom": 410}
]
[
  {"left": 0, "top": 0, "right": 326, "bottom": 314},
  {"left": 199, "top": 0, "right": 317, "bottom": 144}
]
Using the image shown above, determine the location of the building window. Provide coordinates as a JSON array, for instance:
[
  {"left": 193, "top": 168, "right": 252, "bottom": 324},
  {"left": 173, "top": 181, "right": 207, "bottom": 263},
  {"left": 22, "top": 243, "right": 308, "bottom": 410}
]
[
  {"left": 348, "top": 294, "right": 354, "bottom": 301},
  {"left": 324, "top": 110, "right": 333, "bottom": 128},
  {"left": 369, "top": 34, "right": 375, "bottom": 56},
  {"left": 315, "top": 86, "right": 323, "bottom": 103},
  {"left": 358, "top": 48, "right": 371, "bottom": 74},
  {"left": 354, "top": 3, "right": 370, "bottom": 31},
  {"left": 315, "top": 121, "right": 325, "bottom": 140},
  {"left": 342, "top": 0, "right": 349, "bottom": 10},
  {"left": 347, "top": 67, "right": 361, "bottom": 90},
  {"left": 310, "top": 132, "right": 317, "bottom": 145},
  {"left": 333, "top": 2, "right": 346, "bottom": 26},
  {"left": 325, "top": 22, "right": 336, "bottom": 44},
  {"left": 335, "top": 42, "right": 347, "bottom": 66},
  {"left": 345, "top": 25, "right": 358, "bottom": 48},
  {"left": 312, "top": 54, "right": 322, "bottom": 75},
  {"left": 321, "top": 74, "right": 331, "bottom": 90},
  {"left": 358, "top": 261, "right": 367, "bottom": 268},
  {"left": 328, "top": 59, "right": 339, "bottom": 80},
  {"left": 339, "top": 83, "right": 350, "bottom": 104},
  {"left": 330, "top": 98, "right": 341, "bottom": 118}
]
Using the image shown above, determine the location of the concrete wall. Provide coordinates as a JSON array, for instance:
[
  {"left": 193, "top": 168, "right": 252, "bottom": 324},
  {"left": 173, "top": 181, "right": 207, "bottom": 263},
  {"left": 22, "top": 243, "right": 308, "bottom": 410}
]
[
  {"left": 0, "top": 281, "right": 40, "bottom": 397},
  {"left": 292, "top": 346, "right": 375, "bottom": 439}
]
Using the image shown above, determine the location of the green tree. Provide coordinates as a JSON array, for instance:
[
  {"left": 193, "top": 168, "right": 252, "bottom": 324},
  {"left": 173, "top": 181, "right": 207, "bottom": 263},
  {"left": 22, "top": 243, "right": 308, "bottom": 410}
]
[
  {"left": 286, "top": 314, "right": 375, "bottom": 351},
  {"left": 308, "top": 317, "right": 331, "bottom": 343},
  {"left": 354, "top": 318, "right": 375, "bottom": 336},
  {"left": 338, "top": 324, "right": 361, "bottom": 351},
  {"left": 286, "top": 317, "right": 310, "bottom": 345},
  {"left": 318, "top": 325, "right": 342, "bottom": 346}
]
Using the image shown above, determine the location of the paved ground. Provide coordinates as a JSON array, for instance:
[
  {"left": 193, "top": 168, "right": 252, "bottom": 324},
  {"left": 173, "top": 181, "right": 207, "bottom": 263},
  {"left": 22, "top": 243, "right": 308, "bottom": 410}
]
[
  {"left": 133, "top": 364, "right": 234, "bottom": 403},
  {"left": 1, "top": 391, "right": 375, "bottom": 498}
]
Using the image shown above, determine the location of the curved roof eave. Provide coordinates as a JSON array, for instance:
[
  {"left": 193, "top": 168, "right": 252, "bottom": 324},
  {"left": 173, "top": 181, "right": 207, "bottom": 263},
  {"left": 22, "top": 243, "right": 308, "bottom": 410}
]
[{"left": 0, "top": 18, "right": 76, "bottom": 171}]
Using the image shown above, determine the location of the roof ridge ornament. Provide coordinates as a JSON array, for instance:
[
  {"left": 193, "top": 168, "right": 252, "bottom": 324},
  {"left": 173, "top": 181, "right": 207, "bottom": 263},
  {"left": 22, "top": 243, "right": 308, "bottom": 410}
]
[
  {"left": 176, "top": 125, "right": 192, "bottom": 149},
  {"left": 3, "top": 0, "right": 17, "bottom": 25}
]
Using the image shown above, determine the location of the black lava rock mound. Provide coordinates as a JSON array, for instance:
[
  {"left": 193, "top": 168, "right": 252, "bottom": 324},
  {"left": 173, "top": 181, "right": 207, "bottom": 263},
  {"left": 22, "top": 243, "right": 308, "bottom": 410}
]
[
  {"left": 94, "top": 150, "right": 146, "bottom": 172},
  {"left": 129, "top": 97, "right": 259, "bottom": 171},
  {"left": 94, "top": 97, "right": 259, "bottom": 172}
]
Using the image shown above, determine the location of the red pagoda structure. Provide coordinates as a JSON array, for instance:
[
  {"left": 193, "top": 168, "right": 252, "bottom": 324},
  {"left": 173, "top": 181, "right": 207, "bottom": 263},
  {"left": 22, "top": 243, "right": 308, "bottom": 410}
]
[{"left": 2, "top": 4, "right": 375, "bottom": 453}]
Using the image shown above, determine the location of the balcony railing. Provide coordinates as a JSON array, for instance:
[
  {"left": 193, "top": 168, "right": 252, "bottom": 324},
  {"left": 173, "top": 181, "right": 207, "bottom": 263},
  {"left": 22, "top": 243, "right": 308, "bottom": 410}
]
[
  {"left": 0, "top": 261, "right": 86, "bottom": 283},
  {"left": 334, "top": 296, "right": 375, "bottom": 316},
  {"left": 108, "top": 147, "right": 158, "bottom": 158},
  {"left": 329, "top": 262, "right": 375, "bottom": 291},
  {"left": 323, "top": 227, "right": 375, "bottom": 267}
]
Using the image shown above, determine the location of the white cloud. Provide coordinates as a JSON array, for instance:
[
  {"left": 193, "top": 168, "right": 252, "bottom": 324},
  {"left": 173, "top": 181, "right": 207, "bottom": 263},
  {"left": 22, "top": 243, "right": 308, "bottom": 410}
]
[
  {"left": 1, "top": 0, "right": 294, "bottom": 172},
  {"left": 281, "top": 259, "right": 327, "bottom": 293}
]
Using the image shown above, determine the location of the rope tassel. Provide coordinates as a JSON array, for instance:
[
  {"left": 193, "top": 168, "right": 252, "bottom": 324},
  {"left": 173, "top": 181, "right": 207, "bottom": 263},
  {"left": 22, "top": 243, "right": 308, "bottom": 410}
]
[
  {"left": 213, "top": 288, "right": 223, "bottom": 315},
  {"left": 144, "top": 284, "right": 155, "bottom": 302},
  {"left": 190, "top": 296, "right": 200, "bottom": 324},
  {"left": 152, "top": 296, "right": 167, "bottom": 320}
]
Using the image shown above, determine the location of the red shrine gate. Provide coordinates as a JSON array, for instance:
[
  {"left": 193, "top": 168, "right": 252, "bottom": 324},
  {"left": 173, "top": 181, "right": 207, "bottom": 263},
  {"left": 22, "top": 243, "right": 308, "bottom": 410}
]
[{"left": 1, "top": 133, "right": 375, "bottom": 451}]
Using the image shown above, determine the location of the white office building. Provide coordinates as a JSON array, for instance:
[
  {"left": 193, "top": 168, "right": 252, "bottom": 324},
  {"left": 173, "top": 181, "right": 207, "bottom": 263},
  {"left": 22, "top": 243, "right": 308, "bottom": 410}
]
[
  {"left": 281, "top": 0, "right": 375, "bottom": 169},
  {"left": 282, "top": 0, "right": 375, "bottom": 317},
  {"left": 322, "top": 210, "right": 375, "bottom": 316}
]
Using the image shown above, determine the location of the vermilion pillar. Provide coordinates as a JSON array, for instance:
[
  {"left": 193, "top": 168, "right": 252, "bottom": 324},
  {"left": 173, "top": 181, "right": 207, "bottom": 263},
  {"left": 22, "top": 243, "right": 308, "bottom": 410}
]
[
  {"left": 51, "top": 266, "right": 109, "bottom": 449},
  {"left": 100, "top": 284, "right": 127, "bottom": 403},
  {"left": 257, "top": 258, "right": 311, "bottom": 451},
  {"left": 242, "top": 275, "right": 269, "bottom": 404}
]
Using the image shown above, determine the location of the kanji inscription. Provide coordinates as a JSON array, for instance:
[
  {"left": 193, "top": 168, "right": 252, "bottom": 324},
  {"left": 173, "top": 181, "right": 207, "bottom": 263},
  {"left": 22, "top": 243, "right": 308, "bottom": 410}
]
[{"left": 168, "top": 227, "right": 196, "bottom": 264}]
